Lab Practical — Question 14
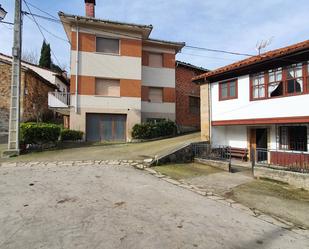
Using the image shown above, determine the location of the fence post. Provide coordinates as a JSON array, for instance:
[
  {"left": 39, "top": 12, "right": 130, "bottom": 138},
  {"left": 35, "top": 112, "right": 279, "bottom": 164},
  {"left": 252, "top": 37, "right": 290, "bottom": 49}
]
[
  {"left": 228, "top": 146, "right": 232, "bottom": 173},
  {"left": 250, "top": 146, "right": 255, "bottom": 176}
]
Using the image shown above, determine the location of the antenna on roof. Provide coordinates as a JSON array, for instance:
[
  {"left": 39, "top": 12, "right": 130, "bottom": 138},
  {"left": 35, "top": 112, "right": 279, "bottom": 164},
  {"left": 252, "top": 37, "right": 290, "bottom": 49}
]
[{"left": 256, "top": 37, "right": 274, "bottom": 55}]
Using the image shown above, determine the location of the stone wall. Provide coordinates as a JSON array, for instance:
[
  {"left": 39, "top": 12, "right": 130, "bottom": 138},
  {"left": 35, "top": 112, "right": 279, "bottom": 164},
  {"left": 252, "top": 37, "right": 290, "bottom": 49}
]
[
  {"left": 0, "top": 60, "right": 55, "bottom": 137},
  {"left": 0, "top": 62, "right": 12, "bottom": 140},
  {"left": 22, "top": 71, "right": 54, "bottom": 122},
  {"left": 254, "top": 166, "right": 309, "bottom": 190}
]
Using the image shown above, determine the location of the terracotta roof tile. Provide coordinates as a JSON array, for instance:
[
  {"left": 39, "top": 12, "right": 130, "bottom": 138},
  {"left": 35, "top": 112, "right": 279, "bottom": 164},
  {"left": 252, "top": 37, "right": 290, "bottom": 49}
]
[{"left": 193, "top": 39, "right": 309, "bottom": 81}]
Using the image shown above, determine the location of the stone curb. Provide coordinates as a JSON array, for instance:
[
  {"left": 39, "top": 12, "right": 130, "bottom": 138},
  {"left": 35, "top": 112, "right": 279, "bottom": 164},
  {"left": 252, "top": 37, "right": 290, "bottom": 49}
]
[
  {"left": 0, "top": 159, "right": 149, "bottom": 168},
  {"left": 145, "top": 167, "right": 309, "bottom": 238}
]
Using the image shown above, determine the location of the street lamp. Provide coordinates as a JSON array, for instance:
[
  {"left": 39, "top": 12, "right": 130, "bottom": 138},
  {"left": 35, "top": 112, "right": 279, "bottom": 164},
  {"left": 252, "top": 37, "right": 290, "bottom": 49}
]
[{"left": 0, "top": 5, "right": 7, "bottom": 20}]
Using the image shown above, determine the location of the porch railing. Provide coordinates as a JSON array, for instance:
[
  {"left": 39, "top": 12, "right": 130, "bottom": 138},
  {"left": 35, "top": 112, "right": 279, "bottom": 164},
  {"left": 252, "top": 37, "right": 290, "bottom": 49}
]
[
  {"left": 255, "top": 147, "right": 309, "bottom": 173},
  {"left": 49, "top": 91, "right": 70, "bottom": 106},
  {"left": 193, "top": 143, "right": 231, "bottom": 162}
]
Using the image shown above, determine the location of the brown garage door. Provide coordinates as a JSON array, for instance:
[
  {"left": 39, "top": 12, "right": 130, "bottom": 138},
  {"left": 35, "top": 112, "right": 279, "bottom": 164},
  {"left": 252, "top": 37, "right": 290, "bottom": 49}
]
[{"left": 86, "top": 114, "right": 126, "bottom": 142}]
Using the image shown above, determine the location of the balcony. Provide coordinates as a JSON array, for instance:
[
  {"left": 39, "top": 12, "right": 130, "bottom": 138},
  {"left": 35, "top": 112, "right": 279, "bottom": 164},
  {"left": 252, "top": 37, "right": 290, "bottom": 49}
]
[{"left": 48, "top": 91, "right": 70, "bottom": 115}]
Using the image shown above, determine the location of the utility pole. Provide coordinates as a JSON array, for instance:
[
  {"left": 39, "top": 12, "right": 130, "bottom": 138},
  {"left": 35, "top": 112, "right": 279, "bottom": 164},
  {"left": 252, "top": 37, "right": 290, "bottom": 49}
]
[{"left": 3, "top": 0, "right": 22, "bottom": 157}]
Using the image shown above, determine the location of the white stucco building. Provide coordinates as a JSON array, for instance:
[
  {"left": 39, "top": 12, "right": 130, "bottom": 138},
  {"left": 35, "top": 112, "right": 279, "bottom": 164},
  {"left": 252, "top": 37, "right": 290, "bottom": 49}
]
[{"left": 195, "top": 40, "right": 309, "bottom": 167}]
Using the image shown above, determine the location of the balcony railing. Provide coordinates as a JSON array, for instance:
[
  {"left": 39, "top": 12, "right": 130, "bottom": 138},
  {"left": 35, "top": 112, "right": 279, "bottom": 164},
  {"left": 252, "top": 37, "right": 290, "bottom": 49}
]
[{"left": 48, "top": 91, "right": 70, "bottom": 108}]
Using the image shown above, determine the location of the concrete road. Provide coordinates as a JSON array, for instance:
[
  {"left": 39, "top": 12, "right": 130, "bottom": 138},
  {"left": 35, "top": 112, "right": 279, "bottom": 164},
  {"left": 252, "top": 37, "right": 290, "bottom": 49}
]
[{"left": 0, "top": 164, "right": 308, "bottom": 249}]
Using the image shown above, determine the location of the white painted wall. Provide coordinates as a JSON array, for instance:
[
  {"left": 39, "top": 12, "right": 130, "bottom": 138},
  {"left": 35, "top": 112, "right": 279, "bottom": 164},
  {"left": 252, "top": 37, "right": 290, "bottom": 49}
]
[
  {"left": 71, "top": 51, "right": 142, "bottom": 80},
  {"left": 142, "top": 66, "right": 175, "bottom": 87},
  {"left": 71, "top": 95, "right": 141, "bottom": 110},
  {"left": 212, "top": 126, "right": 247, "bottom": 148},
  {"left": 211, "top": 75, "right": 309, "bottom": 121},
  {"left": 141, "top": 101, "right": 175, "bottom": 114}
]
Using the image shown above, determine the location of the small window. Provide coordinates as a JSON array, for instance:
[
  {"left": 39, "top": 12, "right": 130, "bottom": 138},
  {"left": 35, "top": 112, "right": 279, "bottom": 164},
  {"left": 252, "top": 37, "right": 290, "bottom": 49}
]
[
  {"left": 96, "top": 37, "right": 119, "bottom": 54},
  {"left": 148, "top": 53, "right": 163, "bottom": 67},
  {"left": 279, "top": 126, "right": 307, "bottom": 151},
  {"left": 95, "top": 78, "right": 120, "bottom": 97},
  {"left": 189, "top": 96, "right": 200, "bottom": 115},
  {"left": 148, "top": 87, "right": 163, "bottom": 103},
  {"left": 251, "top": 73, "right": 265, "bottom": 99},
  {"left": 285, "top": 63, "right": 303, "bottom": 94},
  {"left": 219, "top": 79, "right": 237, "bottom": 100},
  {"left": 268, "top": 67, "right": 283, "bottom": 97}
]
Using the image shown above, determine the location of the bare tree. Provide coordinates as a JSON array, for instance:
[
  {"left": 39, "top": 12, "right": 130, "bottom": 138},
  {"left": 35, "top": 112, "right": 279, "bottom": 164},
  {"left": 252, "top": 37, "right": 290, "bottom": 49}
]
[{"left": 22, "top": 49, "right": 39, "bottom": 64}]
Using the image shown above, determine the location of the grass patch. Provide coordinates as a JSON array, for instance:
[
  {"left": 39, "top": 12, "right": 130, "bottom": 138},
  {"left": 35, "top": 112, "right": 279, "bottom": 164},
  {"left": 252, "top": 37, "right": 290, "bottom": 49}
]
[
  {"left": 153, "top": 163, "right": 222, "bottom": 180},
  {"left": 230, "top": 179, "right": 309, "bottom": 202}
]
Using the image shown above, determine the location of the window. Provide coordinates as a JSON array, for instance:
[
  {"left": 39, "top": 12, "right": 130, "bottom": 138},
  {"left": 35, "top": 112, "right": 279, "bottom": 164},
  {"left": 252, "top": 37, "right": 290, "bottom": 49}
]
[
  {"left": 268, "top": 68, "right": 283, "bottom": 97},
  {"left": 219, "top": 79, "right": 237, "bottom": 100},
  {"left": 148, "top": 87, "right": 163, "bottom": 102},
  {"left": 96, "top": 37, "right": 119, "bottom": 54},
  {"left": 189, "top": 96, "right": 200, "bottom": 115},
  {"left": 148, "top": 53, "right": 163, "bottom": 67},
  {"left": 286, "top": 63, "right": 303, "bottom": 94},
  {"left": 279, "top": 126, "right": 307, "bottom": 151},
  {"left": 95, "top": 78, "right": 120, "bottom": 97},
  {"left": 251, "top": 73, "right": 266, "bottom": 99}
]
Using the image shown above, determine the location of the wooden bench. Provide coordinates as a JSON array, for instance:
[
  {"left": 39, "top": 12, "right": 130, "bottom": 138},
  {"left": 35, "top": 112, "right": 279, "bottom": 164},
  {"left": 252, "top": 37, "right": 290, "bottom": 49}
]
[{"left": 227, "top": 147, "right": 248, "bottom": 161}]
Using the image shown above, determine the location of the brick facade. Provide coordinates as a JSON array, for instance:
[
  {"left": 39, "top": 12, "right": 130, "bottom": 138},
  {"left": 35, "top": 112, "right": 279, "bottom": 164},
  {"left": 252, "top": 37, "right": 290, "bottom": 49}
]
[
  {"left": 175, "top": 62, "right": 208, "bottom": 133},
  {"left": 0, "top": 60, "right": 56, "bottom": 142}
]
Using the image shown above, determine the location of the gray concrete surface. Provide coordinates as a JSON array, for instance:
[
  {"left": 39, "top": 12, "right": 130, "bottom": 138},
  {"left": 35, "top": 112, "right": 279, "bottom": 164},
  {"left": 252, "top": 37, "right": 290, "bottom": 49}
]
[{"left": 0, "top": 163, "right": 308, "bottom": 249}]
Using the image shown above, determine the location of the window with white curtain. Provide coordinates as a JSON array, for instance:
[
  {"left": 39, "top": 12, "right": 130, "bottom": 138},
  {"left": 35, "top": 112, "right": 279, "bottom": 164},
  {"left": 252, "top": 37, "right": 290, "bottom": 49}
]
[
  {"left": 268, "top": 68, "right": 283, "bottom": 97},
  {"left": 286, "top": 63, "right": 303, "bottom": 94},
  {"left": 251, "top": 73, "right": 265, "bottom": 99}
]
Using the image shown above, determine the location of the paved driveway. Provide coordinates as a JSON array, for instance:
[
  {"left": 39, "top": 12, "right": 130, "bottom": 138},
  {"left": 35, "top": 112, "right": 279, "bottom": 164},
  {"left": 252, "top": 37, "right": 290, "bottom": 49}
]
[
  {"left": 0, "top": 133, "right": 200, "bottom": 163},
  {"left": 0, "top": 163, "right": 308, "bottom": 249}
]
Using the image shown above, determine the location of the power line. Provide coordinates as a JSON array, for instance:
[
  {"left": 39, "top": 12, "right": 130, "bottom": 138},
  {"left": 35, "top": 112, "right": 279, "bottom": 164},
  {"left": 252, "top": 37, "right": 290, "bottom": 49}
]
[
  {"left": 25, "top": 15, "right": 69, "bottom": 43},
  {"left": 185, "top": 45, "right": 255, "bottom": 57},
  {"left": 21, "top": 9, "right": 258, "bottom": 58},
  {"left": 24, "top": 0, "right": 58, "bottom": 19},
  {"left": 23, "top": 0, "right": 62, "bottom": 67},
  {"left": 180, "top": 52, "right": 239, "bottom": 61}
]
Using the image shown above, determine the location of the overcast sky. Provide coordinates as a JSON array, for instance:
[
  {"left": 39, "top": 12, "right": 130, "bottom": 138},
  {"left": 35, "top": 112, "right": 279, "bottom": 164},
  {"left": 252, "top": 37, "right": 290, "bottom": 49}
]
[{"left": 1, "top": 0, "right": 309, "bottom": 72}]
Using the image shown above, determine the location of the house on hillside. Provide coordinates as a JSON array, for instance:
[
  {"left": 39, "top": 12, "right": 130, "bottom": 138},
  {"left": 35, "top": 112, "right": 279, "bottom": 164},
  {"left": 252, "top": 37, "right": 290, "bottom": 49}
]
[
  {"left": 57, "top": 0, "right": 188, "bottom": 142},
  {"left": 0, "top": 54, "right": 69, "bottom": 142},
  {"left": 175, "top": 61, "right": 208, "bottom": 133},
  {"left": 194, "top": 40, "right": 309, "bottom": 167}
]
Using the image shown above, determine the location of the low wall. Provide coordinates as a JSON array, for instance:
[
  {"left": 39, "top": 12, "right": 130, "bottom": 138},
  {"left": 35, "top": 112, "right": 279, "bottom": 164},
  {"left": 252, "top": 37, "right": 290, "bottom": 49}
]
[
  {"left": 194, "top": 158, "right": 230, "bottom": 171},
  {"left": 254, "top": 166, "right": 309, "bottom": 190},
  {"left": 150, "top": 142, "right": 209, "bottom": 166}
]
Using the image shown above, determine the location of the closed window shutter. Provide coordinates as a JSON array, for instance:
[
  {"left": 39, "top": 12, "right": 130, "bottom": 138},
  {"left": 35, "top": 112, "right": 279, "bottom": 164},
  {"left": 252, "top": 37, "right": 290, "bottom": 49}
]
[
  {"left": 148, "top": 87, "right": 163, "bottom": 102},
  {"left": 148, "top": 53, "right": 163, "bottom": 67},
  {"left": 95, "top": 78, "right": 120, "bottom": 96},
  {"left": 96, "top": 37, "right": 119, "bottom": 54}
]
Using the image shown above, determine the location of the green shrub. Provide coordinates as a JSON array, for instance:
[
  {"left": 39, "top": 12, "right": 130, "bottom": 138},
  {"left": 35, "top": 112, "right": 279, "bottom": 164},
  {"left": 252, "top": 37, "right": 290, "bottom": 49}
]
[
  {"left": 20, "top": 122, "right": 61, "bottom": 145},
  {"left": 60, "top": 129, "right": 84, "bottom": 141},
  {"left": 132, "top": 120, "right": 176, "bottom": 139}
]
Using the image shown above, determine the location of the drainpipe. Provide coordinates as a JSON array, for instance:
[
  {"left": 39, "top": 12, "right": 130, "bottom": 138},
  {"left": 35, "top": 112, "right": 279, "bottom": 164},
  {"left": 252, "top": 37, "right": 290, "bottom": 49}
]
[
  {"left": 208, "top": 81, "right": 212, "bottom": 144},
  {"left": 75, "top": 21, "right": 79, "bottom": 113}
]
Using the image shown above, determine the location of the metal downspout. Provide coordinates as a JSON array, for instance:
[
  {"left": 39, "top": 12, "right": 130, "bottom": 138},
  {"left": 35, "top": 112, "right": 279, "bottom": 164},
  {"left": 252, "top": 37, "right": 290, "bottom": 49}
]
[{"left": 75, "top": 22, "right": 79, "bottom": 113}]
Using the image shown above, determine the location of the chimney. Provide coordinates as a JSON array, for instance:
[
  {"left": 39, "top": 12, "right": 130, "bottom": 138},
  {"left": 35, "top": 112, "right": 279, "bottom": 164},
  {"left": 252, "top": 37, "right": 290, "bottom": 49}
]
[{"left": 85, "top": 0, "right": 95, "bottom": 17}]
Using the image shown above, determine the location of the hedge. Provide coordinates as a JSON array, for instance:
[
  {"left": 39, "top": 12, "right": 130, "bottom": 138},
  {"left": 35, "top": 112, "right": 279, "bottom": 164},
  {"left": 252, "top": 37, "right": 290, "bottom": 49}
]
[
  {"left": 20, "top": 122, "right": 61, "bottom": 145},
  {"left": 132, "top": 120, "right": 176, "bottom": 139},
  {"left": 60, "top": 129, "right": 84, "bottom": 141}
]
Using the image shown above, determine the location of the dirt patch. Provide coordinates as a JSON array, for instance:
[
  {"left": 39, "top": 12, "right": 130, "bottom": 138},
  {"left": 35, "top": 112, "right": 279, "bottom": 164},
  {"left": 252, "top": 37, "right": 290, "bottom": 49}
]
[
  {"left": 153, "top": 163, "right": 222, "bottom": 180},
  {"left": 227, "top": 179, "right": 309, "bottom": 228}
]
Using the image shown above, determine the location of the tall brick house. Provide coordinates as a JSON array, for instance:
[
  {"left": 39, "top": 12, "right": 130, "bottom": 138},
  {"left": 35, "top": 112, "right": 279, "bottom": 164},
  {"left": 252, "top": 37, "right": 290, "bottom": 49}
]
[
  {"left": 57, "top": 0, "right": 185, "bottom": 142},
  {"left": 175, "top": 61, "right": 208, "bottom": 132},
  {"left": 0, "top": 55, "right": 63, "bottom": 143}
]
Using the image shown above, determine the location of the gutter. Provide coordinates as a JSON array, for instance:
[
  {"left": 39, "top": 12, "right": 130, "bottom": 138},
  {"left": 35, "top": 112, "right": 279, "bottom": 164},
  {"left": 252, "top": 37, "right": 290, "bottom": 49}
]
[{"left": 75, "top": 20, "right": 79, "bottom": 113}]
